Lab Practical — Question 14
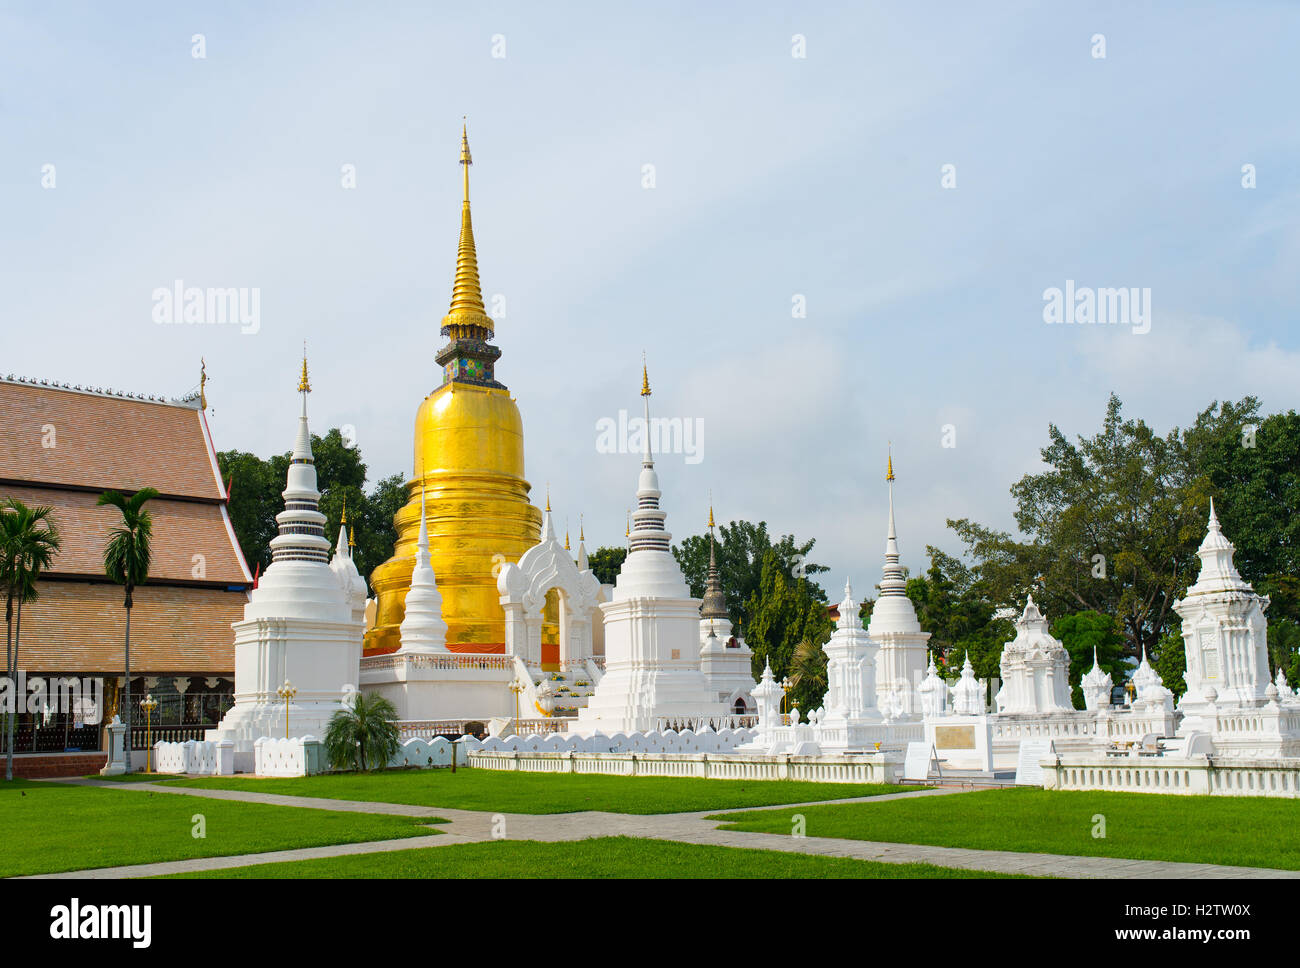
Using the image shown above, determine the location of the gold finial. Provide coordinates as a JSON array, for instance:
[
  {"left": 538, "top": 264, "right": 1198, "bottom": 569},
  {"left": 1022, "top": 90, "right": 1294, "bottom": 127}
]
[
  {"left": 708, "top": 505, "right": 715, "bottom": 530},
  {"left": 298, "top": 343, "right": 311, "bottom": 393},
  {"left": 640, "top": 353, "right": 651, "bottom": 397},
  {"left": 564, "top": 519, "right": 570, "bottom": 551},
  {"left": 199, "top": 358, "right": 208, "bottom": 409},
  {"left": 341, "top": 497, "right": 347, "bottom": 525},
  {"left": 625, "top": 509, "right": 631, "bottom": 539},
  {"left": 886, "top": 442, "right": 894, "bottom": 482},
  {"left": 349, "top": 525, "right": 355, "bottom": 549},
  {"left": 443, "top": 120, "right": 491, "bottom": 332},
  {"left": 579, "top": 514, "right": 584, "bottom": 543},
  {"left": 545, "top": 483, "right": 551, "bottom": 513}
]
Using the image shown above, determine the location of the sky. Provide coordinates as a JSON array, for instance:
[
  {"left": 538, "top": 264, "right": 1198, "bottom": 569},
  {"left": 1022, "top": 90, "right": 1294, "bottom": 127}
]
[{"left": 4, "top": 1, "right": 1299, "bottom": 601}]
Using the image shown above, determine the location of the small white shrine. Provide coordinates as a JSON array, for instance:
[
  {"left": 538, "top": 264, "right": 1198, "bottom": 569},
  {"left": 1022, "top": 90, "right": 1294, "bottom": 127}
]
[
  {"left": 1171, "top": 500, "right": 1300, "bottom": 758},
  {"left": 994, "top": 596, "right": 1073, "bottom": 714}
]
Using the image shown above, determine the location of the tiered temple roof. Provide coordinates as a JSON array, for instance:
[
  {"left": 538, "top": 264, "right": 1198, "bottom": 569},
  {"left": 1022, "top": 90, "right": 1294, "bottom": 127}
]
[{"left": 0, "top": 377, "right": 253, "bottom": 675}]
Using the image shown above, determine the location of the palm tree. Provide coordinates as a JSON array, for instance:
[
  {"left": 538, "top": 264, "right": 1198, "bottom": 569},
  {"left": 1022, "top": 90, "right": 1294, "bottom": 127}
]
[
  {"left": 1, "top": 499, "right": 61, "bottom": 781},
  {"left": 324, "top": 693, "right": 400, "bottom": 772},
  {"left": 97, "top": 487, "right": 158, "bottom": 773},
  {"left": 788, "top": 637, "right": 828, "bottom": 711}
]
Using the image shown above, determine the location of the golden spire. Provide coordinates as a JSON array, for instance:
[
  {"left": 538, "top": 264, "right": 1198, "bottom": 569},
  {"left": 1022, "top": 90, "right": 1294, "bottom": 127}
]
[
  {"left": 625, "top": 509, "right": 631, "bottom": 539},
  {"left": 579, "top": 514, "right": 584, "bottom": 543},
  {"left": 298, "top": 343, "right": 311, "bottom": 393},
  {"left": 564, "top": 520, "right": 570, "bottom": 551},
  {"left": 349, "top": 525, "right": 355, "bottom": 549},
  {"left": 886, "top": 442, "right": 894, "bottom": 482},
  {"left": 545, "top": 483, "right": 551, "bottom": 513},
  {"left": 442, "top": 120, "right": 493, "bottom": 333},
  {"left": 341, "top": 497, "right": 347, "bottom": 525},
  {"left": 199, "top": 358, "right": 207, "bottom": 409},
  {"left": 641, "top": 353, "right": 651, "bottom": 396}
]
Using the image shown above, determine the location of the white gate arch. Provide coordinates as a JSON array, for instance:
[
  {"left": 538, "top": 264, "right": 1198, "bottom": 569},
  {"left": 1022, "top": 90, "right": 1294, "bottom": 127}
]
[{"left": 497, "top": 519, "right": 601, "bottom": 676}]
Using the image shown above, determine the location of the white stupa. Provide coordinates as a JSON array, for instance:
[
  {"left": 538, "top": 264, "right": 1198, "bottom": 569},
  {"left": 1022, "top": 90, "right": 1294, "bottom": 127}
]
[
  {"left": 1172, "top": 500, "right": 1300, "bottom": 757},
  {"left": 994, "top": 596, "right": 1073, "bottom": 714},
  {"left": 397, "top": 482, "right": 449, "bottom": 653},
  {"left": 208, "top": 355, "right": 366, "bottom": 755},
  {"left": 867, "top": 452, "right": 931, "bottom": 716},
  {"left": 572, "top": 365, "right": 730, "bottom": 734}
]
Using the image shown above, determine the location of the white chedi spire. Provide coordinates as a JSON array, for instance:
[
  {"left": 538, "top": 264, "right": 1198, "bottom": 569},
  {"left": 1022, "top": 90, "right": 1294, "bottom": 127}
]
[
  {"left": 1080, "top": 647, "right": 1113, "bottom": 711},
  {"left": 329, "top": 505, "right": 367, "bottom": 618},
  {"left": 950, "top": 655, "right": 984, "bottom": 716},
  {"left": 868, "top": 452, "right": 931, "bottom": 717},
  {"left": 268, "top": 354, "right": 331, "bottom": 565},
  {"left": 612, "top": 361, "right": 690, "bottom": 599},
  {"left": 917, "top": 656, "right": 948, "bottom": 717},
  {"left": 398, "top": 483, "right": 448, "bottom": 653},
  {"left": 1184, "top": 497, "right": 1252, "bottom": 596}
]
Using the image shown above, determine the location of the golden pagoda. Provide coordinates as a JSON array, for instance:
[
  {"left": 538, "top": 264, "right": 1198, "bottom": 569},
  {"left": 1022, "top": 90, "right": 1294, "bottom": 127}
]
[{"left": 364, "top": 124, "right": 543, "bottom": 655}]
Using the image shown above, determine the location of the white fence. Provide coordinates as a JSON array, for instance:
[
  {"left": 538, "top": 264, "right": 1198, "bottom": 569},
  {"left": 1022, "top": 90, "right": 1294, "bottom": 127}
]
[
  {"left": 1043, "top": 754, "right": 1300, "bottom": 798},
  {"left": 467, "top": 749, "right": 898, "bottom": 784},
  {"left": 465, "top": 726, "right": 756, "bottom": 755},
  {"left": 153, "top": 739, "right": 233, "bottom": 775},
  {"left": 254, "top": 735, "right": 320, "bottom": 777}
]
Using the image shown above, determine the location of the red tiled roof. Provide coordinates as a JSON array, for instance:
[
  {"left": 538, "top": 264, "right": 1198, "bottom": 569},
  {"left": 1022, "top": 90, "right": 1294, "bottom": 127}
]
[
  {"left": 11, "top": 581, "right": 244, "bottom": 674},
  {"left": 0, "top": 484, "right": 251, "bottom": 585},
  {"left": 0, "top": 381, "right": 224, "bottom": 500}
]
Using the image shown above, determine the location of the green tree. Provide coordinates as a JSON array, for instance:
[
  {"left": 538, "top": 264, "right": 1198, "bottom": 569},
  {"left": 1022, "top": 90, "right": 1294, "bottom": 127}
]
[
  {"left": 1, "top": 499, "right": 61, "bottom": 781},
  {"left": 1050, "top": 611, "right": 1126, "bottom": 709},
  {"left": 324, "top": 692, "right": 401, "bottom": 772},
  {"left": 744, "top": 550, "right": 834, "bottom": 711},
  {"left": 1152, "top": 624, "right": 1188, "bottom": 701},
  {"left": 674, "top": 520, "right": 828, "bottom": 629},
  {"left": 905, "top": 550, "right": 1010, "bottom": 680},
  {"left": 948, "top": 394, "right": 1212, "bottom": 661},
  {"left": 98, "top": 487, "right": 158, "bottom": 774},
  {"left": 587, "top": 546, "right": 628, "bottom": 586},
  {"left": 1183, "top": 400, "right": 1300, "bottom": 583}
]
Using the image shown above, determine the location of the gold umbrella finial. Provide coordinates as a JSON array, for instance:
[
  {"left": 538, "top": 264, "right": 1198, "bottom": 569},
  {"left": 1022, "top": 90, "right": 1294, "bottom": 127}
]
[
  {"left": 886, "top": 442, "right": 895, "bottom": 483},
  {"left": 298, "top": 342, "right": 311, "bottom": 393}
]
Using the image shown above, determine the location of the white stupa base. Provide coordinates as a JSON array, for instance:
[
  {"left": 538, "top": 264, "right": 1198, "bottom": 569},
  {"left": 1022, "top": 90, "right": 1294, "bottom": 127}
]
[{"left": 571, "top": 667, "right": 733, "bottom": 736}]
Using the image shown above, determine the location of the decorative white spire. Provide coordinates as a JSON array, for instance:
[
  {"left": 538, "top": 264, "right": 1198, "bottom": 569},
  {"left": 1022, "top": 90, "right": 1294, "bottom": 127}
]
[
  {"left": 628, "top": 359, "right": 671, "bottom": 555},
  {"left": 836, "top": 579, "right": 859, "bottom": 630},
  {"left": 1185, "top": 498, "right": 1249, "bottom": 595},
  {"left": 269, "top": 352, "right": 330, "bottom": 565},
  {"left": 399, "top": 478, "right": 448, "bottom": 652},
  {"left": 879, "top": 451, "right": 906, "bottom": 598},
  {"left": 1081, "top": 646, "right": 1114, "bottom": 711},
  {"left": 950, "top": 654, "right": 984, "bottom": 716}
]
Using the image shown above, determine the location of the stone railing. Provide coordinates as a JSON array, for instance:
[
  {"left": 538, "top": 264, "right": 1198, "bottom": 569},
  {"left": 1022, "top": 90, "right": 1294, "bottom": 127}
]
[
  {"left": 653, "top": 714, "right": 758, "bottom": 733},
  {"left": 361, "top": 653, "right": 516, "bottom": 672},
  {"left": 1042, "top": 754, "right": 1300, "bottom": 798},
  {"left": 467, "top": 749, "right": 898, "bottom": 784}
]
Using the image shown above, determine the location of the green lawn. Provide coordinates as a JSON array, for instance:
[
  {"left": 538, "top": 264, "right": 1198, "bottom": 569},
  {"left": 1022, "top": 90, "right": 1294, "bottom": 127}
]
[
  {"left": 160, "top": 835, "right": 1019, "bottom": 879},
  {"left": 161, "top": 770, "right": 910, "bottom": 814},
  {"left": 711, "top": 787, "right": 1300, "bottom": 870},
  {"left": 0, "top": 779, "right": 440, "bottom": 877}
]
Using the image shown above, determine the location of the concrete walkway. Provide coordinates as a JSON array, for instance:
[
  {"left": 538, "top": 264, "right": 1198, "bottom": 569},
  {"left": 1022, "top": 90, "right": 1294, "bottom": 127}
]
[{"left": 23, "top": 779, "right": 1300, "bottom": 880}]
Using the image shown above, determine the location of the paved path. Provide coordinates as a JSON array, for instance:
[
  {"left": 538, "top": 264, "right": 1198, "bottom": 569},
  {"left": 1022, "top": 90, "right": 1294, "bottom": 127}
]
[{"left": 23, "top": 780, "right": 1299, "bottom": 880}]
